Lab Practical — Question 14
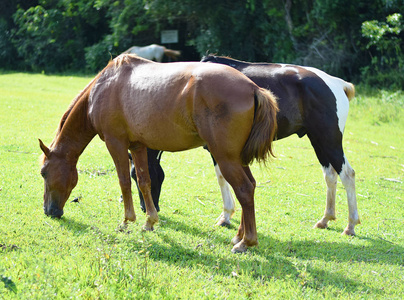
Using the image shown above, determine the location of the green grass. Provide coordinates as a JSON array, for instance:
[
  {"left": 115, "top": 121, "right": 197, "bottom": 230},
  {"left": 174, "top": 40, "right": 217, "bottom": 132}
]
[{"left": 0, "top": 73, "right": 403, "bottom": 299}]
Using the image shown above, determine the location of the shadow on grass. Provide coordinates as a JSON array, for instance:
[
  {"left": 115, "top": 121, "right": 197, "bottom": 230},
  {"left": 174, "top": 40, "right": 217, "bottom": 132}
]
[
  {"left": 55, "top": 213, "right": 400, "bottom": 295},
  {"left": 152, "top": 215, "right": 401, "bottom": 294}
]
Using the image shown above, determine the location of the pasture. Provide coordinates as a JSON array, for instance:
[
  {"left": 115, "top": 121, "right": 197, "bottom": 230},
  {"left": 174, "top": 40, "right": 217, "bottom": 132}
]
[{"left": 0, "top": 72, "right": 403, "bottom": 299}]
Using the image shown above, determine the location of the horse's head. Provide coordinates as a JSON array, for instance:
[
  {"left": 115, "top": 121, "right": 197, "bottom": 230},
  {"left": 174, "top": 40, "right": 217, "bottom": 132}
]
[{"left": 39, "top": 139, "right": 78, "bottom": 218}]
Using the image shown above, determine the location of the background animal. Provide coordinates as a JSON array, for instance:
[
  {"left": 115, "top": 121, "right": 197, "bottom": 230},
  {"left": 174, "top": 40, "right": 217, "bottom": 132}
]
[{"left": 123, "top": 44, "right": 181, "bottom": 62}]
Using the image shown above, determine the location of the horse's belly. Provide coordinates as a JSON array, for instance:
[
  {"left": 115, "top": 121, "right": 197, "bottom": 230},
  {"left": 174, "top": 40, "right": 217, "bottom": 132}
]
[
  {"left": 128, "top": 121, "right": 204, "bottom": 152},
  {"left": 123, "top": 103, "right": 204, "bottom": 151}
]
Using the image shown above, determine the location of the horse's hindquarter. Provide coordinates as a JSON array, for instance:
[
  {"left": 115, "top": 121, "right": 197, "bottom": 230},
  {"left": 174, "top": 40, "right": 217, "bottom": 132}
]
[
  {"left": 241, "top": 64, "right": 348, "bottom": 139},
  {"left": 191, "top": 64, "right": 256, "bottom": 158},
  {"left": 241, "top": 64, "right": 306, "bottom": 139}
]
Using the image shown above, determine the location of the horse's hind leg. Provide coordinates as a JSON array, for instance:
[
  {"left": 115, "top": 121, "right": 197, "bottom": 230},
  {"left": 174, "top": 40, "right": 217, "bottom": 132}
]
[
  {"left": 214, "top": 164, "right": 236, "bottom": 226},
  {"left": 339, "top": 156, "right": 360, "bottom": 235},
  {"left": 314, "top": 165, "right": 338, "bottom": 229},
  {"left": 213, "top": 165, "right": 255, "bottom": 228},
  {"left": 310, "top": 133, "right": 360, "bottom": 235},
  {"left": 230, "top": 166, "right": 257, "bottom": 247},
  {"left": 315, "top": 155, "right": 360, "bottom": 235},
  {"left": 130, "top": 146, "right": 158, "bottom": 231},
  {"left": 204, "top": 150, "right": 236, "bottom": 226},
  {"left": 216, "top": 161, "right": 257, "bottom": 253}
]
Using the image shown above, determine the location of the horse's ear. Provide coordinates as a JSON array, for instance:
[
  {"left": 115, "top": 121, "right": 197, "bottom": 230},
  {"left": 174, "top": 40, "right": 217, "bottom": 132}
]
[{"left": 39, "top": 139, "right": 50, "bottom": 157}]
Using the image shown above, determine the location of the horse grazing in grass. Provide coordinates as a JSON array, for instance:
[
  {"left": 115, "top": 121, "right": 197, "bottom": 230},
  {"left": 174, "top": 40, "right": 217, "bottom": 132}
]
[
  {"left": 134, "top": 55, "right": 359, "bottom": 236},
  {"left": 123, "top": 44, "right": 181, "bottom": 62},
  {"left": 39, "top": 54, "right": 278, "bottom": 253}
]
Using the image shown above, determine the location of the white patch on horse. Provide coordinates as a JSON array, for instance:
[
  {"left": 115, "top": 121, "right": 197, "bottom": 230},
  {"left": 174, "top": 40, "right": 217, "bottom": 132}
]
[
  {"left": 303, "top": 67, "right": 349, "bottom": 134},
  {"left": 273, "top": 65, "right": 302, "bottom": 79},
  {"left": 339, "top": 155, "right": 359, "bottom": 230},
  {"left": 214, "top": 164, "right": 235, "bottom": 225},
  {"left": 321, "top": 164, "right": 338, "bottom": 220}
]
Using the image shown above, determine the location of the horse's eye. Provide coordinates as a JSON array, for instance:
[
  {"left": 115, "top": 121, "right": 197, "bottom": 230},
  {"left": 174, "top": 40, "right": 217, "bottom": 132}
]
[{"left": 40, "top": 170, "right": 47, "bottom": 179}]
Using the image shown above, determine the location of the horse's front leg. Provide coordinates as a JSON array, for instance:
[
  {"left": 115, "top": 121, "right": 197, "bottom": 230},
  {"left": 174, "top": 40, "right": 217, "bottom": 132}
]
[
  {"left": 130, "top": 146, "right": 158, "bottom": 231},
  {"left": 105, "top": 138, "right": 136, "bottom": 226}
]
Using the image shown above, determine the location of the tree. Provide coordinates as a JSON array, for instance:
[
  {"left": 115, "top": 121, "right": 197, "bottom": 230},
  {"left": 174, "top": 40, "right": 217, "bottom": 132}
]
[
  {"left": 10, "top": 0, "right": 109, "bottom": 72},
  {"left": 1, "top": 0, "right": 403, "bottom": 87},
  {"left": 362, "top": 13, "right": 404, "bottom": 88}
]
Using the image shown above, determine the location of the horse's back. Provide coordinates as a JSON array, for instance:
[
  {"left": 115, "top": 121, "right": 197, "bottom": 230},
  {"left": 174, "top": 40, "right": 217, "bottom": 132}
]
[
  {"left": 89, "top": 58, "right": 257, "bottom": 152},
  {"left": 234, "top": 62, "right": 351, "bottom": 138}
]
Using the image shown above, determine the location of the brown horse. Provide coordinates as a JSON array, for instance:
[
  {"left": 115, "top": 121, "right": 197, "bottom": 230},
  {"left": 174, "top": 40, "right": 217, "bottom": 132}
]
[{"left": 39, "top": 54, "right": 278, "bottom": 253}]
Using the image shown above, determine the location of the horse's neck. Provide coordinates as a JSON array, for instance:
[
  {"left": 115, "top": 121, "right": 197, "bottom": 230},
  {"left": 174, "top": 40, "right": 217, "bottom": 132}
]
[{"left": 53, "top": 97, "right": 96, "bottom": 161}]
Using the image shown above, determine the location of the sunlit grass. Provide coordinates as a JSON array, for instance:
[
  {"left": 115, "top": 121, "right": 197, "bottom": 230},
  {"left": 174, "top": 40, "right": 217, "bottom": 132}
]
[{"left": 0, "top": 73, "right": 403, "bottom": 298}]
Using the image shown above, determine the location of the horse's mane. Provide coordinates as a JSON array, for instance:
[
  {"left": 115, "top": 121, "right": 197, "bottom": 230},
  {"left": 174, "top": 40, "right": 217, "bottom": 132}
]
[
  {"left": 113, "top": 53, "right": 145, "bottom": 68},
  {"left": 40, "top": 73, "right": 102, "bottom": 164},
  {"left": 50, "top": 54, "right": 142, "bottom": 147},
  {"left": 202, "top": 54, "right": 246, "bottom": 64},
  {"left": 40, "top": 54, "right": 145, "bottom": 165},
  {"left": 49, "top": 78, "right": 95, "bottom": 149}
]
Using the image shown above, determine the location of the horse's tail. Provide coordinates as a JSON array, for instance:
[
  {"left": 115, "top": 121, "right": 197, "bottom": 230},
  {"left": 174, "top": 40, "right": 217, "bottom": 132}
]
[
  {"left": 163, "top": 48, "right": 181, "bottom": 60},
  {"left": 343, "top": 81, "right": 355, "bottom": 101},
  {"left": 241, "top": 87, "right": 278, "bottom": 166}
]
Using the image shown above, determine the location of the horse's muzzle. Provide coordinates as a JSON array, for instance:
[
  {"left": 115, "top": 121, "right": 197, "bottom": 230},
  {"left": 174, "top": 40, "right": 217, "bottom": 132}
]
[{"left": 44, "top": 203, "right": 64, "bottom": 218}]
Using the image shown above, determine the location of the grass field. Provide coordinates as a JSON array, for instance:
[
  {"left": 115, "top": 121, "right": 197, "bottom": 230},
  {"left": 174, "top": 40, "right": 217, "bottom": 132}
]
[{"left": 0, "top": 72, "right": 403, "bottom": 299}]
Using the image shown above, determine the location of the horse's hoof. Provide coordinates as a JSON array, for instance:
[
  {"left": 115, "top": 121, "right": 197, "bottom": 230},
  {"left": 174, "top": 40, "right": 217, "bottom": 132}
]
[
  {"left": 231, "top": 235, "right": 242, "bottom": 246},
  {"left": 231, "top": 241, "right": 248, "bottom": 253},
  {"left": 342, "top": 227, "right": 355, "bottom": 236},
  {"left": 117, "top": 222, "right": 128, "bottom": 232},
  {"left": 216, "top": 218, "right": 231, "bottom": 227},
  {"left": 313, "top": 221, "right": 328, "bottom": 229},
  {"left": 142, "top": 225, "right": 154, "bottom": 231}
]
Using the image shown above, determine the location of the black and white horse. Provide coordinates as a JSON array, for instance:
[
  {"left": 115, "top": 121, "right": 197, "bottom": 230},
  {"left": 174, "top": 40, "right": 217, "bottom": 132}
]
[
  {"left": 131, "top": 55, "right": 360, "bottom": 235},
  {"left": 129, "top": 150, "right": 164, "bottom": 212}
]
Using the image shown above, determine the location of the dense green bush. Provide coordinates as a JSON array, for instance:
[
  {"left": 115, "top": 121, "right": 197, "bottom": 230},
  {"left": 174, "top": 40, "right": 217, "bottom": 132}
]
[
  {"left": 85, "top": 35, "right": 116, "bottom": 73},
  {"left": 0, "top": 19, "right": 16, "bottom": 69},
  {"left": 12, "top": 6, "right": 72, "bottom": 72},
  {"left": 361, "top": 13, "right": 404, "bottom": 89},
  {"left": 4, "top": 0, "right": 109, "bottom": 73},
  {"left": 0, "top": 0, "right": 403, "bottom": 87}
]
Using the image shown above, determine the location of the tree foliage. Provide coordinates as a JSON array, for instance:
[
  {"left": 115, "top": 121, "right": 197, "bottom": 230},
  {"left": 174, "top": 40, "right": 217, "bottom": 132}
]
[
  {"left": 0, "top": 0, "right": 403, "bottom": 87},
  {"left": 362, "top": 13, "right": 403, "bottom": 87}
]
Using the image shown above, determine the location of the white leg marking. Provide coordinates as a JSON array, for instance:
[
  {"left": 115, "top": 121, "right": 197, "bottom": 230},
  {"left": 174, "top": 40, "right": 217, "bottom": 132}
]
[
  {"left": 214, "top": 164, "right": 236, "bottom": 226},
  {"left": 304, "top": 67, "right": 350, "bottom": 134},
  {"left": 339, "top": 156, "right": 360, "bottom": 235},
  {"left": 323, "top": 164, "right": 338, "bottom": 219},
  {"left": 314, "top": 165, "right": 337, "bottom": 229}
]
